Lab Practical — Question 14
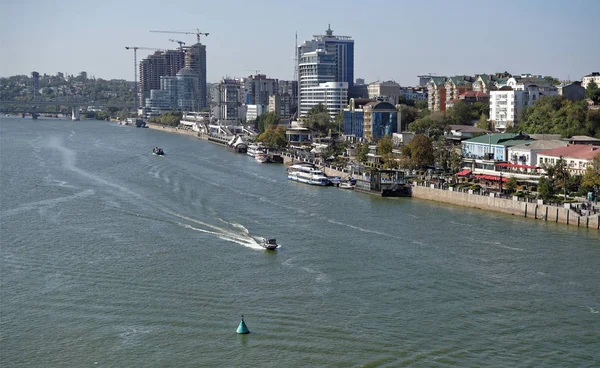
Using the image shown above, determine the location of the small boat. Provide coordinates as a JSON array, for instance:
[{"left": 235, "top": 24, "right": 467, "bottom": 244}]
[
  {"left": 255, "top": 153, "right": 269, "bottom": 163},
  {"left": 260, "top": 237, "right": 278, "bottom": 250},
  {"left": 339, "top": 182, "right": 354, "bottom": 190},
  {"left": 152, "top": 147, "right": 165, "bottom": 155},
  {"left": 328, "top": 176, "right": 342, "bottom": 186}
]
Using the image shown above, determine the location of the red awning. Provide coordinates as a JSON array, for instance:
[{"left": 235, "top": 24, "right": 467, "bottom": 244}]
[
  {"left": 474, "top": 174, "right": 509, "bottom": 182},
  {"left": 495, "top": 163, "right": 540, "bottom": 169},
  {"left": 456, "top": 169, "right": 472, "bottom": 176}
]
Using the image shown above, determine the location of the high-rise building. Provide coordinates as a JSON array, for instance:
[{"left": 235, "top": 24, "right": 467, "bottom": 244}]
[
  {"left": 184, "top": 43, "right": 207, "bottom": 110},
  {"left": 297, "top": 25, "right": 354, "bottom": 118},
  {"left": 243, "top": 74, "right": 278, "bottom": 106},
  {"left": 31, "top": 71, "right": 39, "bottom": 100},
  {"left": 138, "top": 44, "right": 205, "bottom": 110},
  {"left": 217, "top": 78, "right": 243, "bottom": 124}
]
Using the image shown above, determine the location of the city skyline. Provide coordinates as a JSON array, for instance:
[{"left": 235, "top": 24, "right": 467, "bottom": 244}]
[{"left": 1, "top": 0, "right": 598, "bottom": 85}]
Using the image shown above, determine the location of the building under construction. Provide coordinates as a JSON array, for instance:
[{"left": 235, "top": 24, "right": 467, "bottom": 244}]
[{"left": 138, "top": 43, "right": 206, "bottom": 111}]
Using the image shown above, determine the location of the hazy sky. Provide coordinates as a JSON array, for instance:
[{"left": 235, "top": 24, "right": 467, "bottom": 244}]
[{"left": 1, "top": 0, "right": 598, "bottom": 85}]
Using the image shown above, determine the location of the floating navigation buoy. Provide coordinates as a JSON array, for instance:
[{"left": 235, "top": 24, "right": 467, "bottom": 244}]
[{"left": 236, "top": 315, "right": 250, "bottom": 334}]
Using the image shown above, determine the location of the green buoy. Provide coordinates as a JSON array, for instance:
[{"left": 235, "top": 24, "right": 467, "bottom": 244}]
[{"left": 236, "top": 315, "right": 250, "bottom": 334}]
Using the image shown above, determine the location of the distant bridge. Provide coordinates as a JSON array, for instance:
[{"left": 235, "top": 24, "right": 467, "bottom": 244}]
[{"left": 0, "top": 100, "right": 135, "bottom": 120}]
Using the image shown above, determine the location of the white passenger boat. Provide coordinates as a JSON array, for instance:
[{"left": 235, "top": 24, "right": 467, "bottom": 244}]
[
  {"left": 247, "top": 143, "right": 264, "bottom": 157},
  {"left": 287, "top": 164, "right": 330, "bottom": 186}
]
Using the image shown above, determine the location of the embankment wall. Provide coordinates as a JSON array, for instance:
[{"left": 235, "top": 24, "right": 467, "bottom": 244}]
[{"left": 411, "top": 185, "right": 600, "bottom": 229}]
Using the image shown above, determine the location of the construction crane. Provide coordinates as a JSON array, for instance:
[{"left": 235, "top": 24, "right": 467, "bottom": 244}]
[
  {"left": 124, "top": 46, "right": 163, "bottom": 111},
  {"left": 150, "top": 29, "right": 209, "bottom": 43},
  {"left": 168, "top": 39, "right": 186, "bottom": 50}
]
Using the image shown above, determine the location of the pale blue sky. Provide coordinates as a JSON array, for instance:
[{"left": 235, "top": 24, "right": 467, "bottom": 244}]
[{"left": 1, "top": 0, "right": 598, "bottom": 85}]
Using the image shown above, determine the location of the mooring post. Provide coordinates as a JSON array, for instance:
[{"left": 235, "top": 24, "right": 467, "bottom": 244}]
[
  {"left": 524, "top": 203, "right": 528, "bottom": 218},
  {"left": 556, "top": 208, "right": 559, "bottom": 223},
  {"left": 545, "top": 207, "right": 548, "bottom": 221}
]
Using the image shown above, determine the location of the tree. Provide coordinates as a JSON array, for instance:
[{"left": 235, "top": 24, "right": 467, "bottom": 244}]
[
  {"left": 397, "top": 95, "right": 415, "bottom": 107},
  {"left": 355, "top": 143, "right": 369, "bottom": 162},
  {"left": 256, "top": 111, "right": 279, "bottom": 133},
  {"left": 257, "top": 125, "right": 287, "bottom": 149},
  {"left": 376, "top": 135, "right": 393, "bottom": 156},
  {"left": 476, "top": 113, "right": 489, "bottom": 131},
  {"left": 448, "top": 100, "right": 473, "bottom": 124},
  {"left": 554, "top": 156, "right": 570, "bottom": 198},
  {"left": 538, "top": 177, "right": 554, "bottom": 200},
  {"left": 581, "top": 153, "right": 600, "bottom": 190},
  {"left": 305, "top": 103, "right": 333, "bottom": 136},
  {"left": 505, "top": 176, "right": 518, "bottom": 193},
  {"left": 397, "top": 105, "right": 419, "bottom": 131},
  {"left": 408, "top": 112, "right": 450, "bottom": 138},
  {"left": 334, "top": 112, "right": 344, "bottom": 135},
  {"left": 586, "top": 80, "right": 600, "bottom": 105},
  {"left": 543, "top": 76, "right": 561, "bottom": 86},
  {"left": 402, "top": 134, "right": 434, "bottom": 169},
  {"left": 449, "top": 149, "right": 462, "bottom": 173},
  {"left": 415, "top": 100, "right": 428, "bottom": 110}
]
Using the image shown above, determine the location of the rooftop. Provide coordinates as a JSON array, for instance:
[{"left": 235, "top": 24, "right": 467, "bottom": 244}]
[
  {"left": 449, "top": 125, "right": 489, "bottom": 133},
  {"left": 510, "top": 140, "right": 568, "bottom": 151},
  {"left": 538, "top": 144, "right": 600, "bottom": 160},
  {"left": 463, "top": 133, "right": 530, "bottom": 145}
]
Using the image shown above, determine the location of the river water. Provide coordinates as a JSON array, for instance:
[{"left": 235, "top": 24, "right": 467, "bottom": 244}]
[{"left": 1, "top": 117, "right": 599, "bottom": 367}]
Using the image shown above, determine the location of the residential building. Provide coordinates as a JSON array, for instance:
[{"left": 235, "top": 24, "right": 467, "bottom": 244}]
[
  {"left": 558, "top": 81, "right": 586, "bottom": 101},
  {"left": 298, "top": 25, "right": 354, "bottom": 118},
  {"left": 243, "top": 74, "right": 278, "bottom": 106},
  {"left": 445, "top": 76, "right": 475, "bottom": 106},
  {"left": 582, "top": 72, "right": 600, "bottom": 89},
  {"left": 537, "top": 145, "right": 600, "bottom": 175},
  {"left": 418, "top": 75, "right": 435, "bottom": 87},
  {"left": 246, "top": 104, "right": 265, "bottom": 122},
  {"left": 507, "top": 140, "right": 568, "bottom": 167},
  {"left": 216, "top": 78, "right": 243, "bottom": 124},
  {"left": 446, "top": 91, "right": 489, "bottom": 109},
  {"left": 367, "top": 81, "right": 400, "bottom": 104},
  {"left": 278, "top": 80, "right": 298, "bottom": 118},
  {"left": 362, "top": 101, "right": 399, "bottom": 141},
  {"left": 399, "top": 87, "right": 427, "bottom": 102},
  {"left": 472, "top": 72, "right": 512, "bottom": 93},
  {"left": 462, "top": 133, "right": 533, "bottom": 161},
  {"left": 426, "top": 76, "right": 448, "bottom": 111},
  {"left": 268, "top": 95, "right": 280, "bottom": 115},
  {"left": 489, "top": 77, "right": 558, "bottom": 131}
]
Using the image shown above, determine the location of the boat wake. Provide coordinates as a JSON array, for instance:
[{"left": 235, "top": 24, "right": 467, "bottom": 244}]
[{"left": 327, "top": 219, "right": 402, "bottom": 240}]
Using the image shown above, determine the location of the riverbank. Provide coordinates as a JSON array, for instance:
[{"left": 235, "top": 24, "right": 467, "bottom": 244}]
[
  {"left": 411, "top": 182, "right": 600, "bottom": 230},
  {"left": 146, "top": 123, "right": 200, "bottom": 139}
]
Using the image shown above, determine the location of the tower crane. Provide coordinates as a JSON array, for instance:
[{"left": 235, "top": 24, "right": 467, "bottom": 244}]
[
  {"left": 150, "top": 29, "right": 209, "bottom": 43},
  {"left": 168, "top": 39, "right": 186, "bottom": 50},
  {"left": 124, "top": 46, "right": 163, "bottom": 111}
]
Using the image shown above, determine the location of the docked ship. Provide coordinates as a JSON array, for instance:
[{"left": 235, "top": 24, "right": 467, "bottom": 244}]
[
  {"left": 227, "top": 136, "right": 248, "bottom": 154},
  {"left": 246, "top": 143, "right": 265, "bottom": 157},
  {"left": 255, "top": 152, "right": 269, "bottom": 163},
  {"left": 287, "top": 164, "right": 330, "bottom": 186}
]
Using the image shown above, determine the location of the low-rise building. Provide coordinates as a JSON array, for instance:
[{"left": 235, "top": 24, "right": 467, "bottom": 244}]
[
  {"left": 558, "top": 81, "right": 586, "bottom": 101},
  {"left": 462, "top": 133, "right": 532, "bottom": 161},
  {"left": 367, "top": 81, "right": 400, "bottom": 104},
  {"left": 582, "top": 72, "right": 600, "bottom": 89},
  {"left": 507, "top": 140, "right": 568, "bottom": 167},
  {"left": 537, "top": 145, "right": 600, "bottom": 175},
  {"left": 567, "top": 135, "right": 600, "bottom": 146}
]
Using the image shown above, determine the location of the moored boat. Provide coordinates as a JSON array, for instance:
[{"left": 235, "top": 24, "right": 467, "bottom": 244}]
[
  {"left": 255, "top": 153, "right": 269, "bottom": 163},
  {"left": 339, "top": 182, "right": 355, "bottom": 189},
  {"left": 287, "top": 164, "right": 330, "bottom": 186}
]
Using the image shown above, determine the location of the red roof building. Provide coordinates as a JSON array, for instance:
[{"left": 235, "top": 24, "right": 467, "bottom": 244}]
[{"left": 537, "top": 144, "right": 600, "bottom": 174}]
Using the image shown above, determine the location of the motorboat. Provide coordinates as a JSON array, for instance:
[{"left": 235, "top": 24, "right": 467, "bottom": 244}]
[
  {"left": 152, "top": 147, "right": 164, "bottom": 155},
  {"left": 328, "top": 176, "right": 342, "bottom": 186},
  {"left": 287, "top": 164, "right": 330, "bottom": 186},
  {"left": 339, "top": 182, "right": 355, "bottom": 190},
  {"left": 255, "top": 153, "right": 269, "bottom": 163},
  {"left": 260, "top": 237, "right": 278, "bottom": 250}
]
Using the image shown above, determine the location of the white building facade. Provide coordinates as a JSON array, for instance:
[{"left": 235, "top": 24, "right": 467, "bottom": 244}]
[{"left": 582, "top": 72, "right": 600, "bottom": 89}]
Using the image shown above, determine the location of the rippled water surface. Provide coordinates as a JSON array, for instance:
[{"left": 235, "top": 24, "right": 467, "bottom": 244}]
[{"left": 1, "top": 118, "right": 599, "bottom": 367}]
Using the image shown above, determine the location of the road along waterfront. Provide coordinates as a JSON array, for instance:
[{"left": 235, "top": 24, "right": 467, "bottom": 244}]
[{"left": 1, "top": 117, "right": 599, "bottom": 367}]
